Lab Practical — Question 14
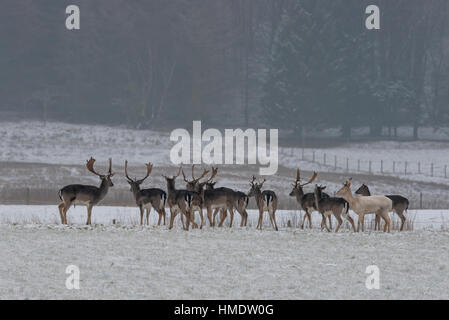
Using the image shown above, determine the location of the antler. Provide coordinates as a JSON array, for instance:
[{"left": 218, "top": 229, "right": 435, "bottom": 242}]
[
  {"left": 250, "top": 175, "right": 257, "bottom": 186},
  {"left": 293, "top": 168, "right": 301, "bottom": 186},
  {"left": 124, "top": 160, "right": 132, "bottom": 181},
  {"left": 86, "top": 157, "right": 103, "bottom": 177},
  {"left": 191, "top": 165, "right": 209, "bottom": 183},
  {"left": 259, "top": 178, "right": 267, "bottom": 188},
  {"left": 136, "top": 163, "right": 153, "bottom": 184},
  {"left": 181, "top": 168, "right": 189, "bottom": 182},
  {"left": 108, "top": 158, "right": 113, "bottom": 176},
  {"left": 205, "top": 167, "right": 218, "bottom": 183},
  {"left": 299, "top": 171, "right": 318, "bottom": 187}
]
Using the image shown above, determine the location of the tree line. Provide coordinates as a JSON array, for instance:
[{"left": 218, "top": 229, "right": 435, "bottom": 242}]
[{"left": 1, "top": 0, "right": 448, "bottom": 139}]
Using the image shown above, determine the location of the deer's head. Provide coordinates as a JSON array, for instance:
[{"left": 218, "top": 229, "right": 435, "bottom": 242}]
[
  {"left": 289, "top": 169, "right": 317, "bottom": 197},
  {"left": 355, "top": 184, "right": 370, "bottom": 196},
  {"left": 86, "top": 157, "right": 115, "bottom": 187},
  {"left": 336, "top": 178, "right": 352, "bottom": 197},
  {"left": 124, "top": 160, "right": 152, "bottom": 193},
  {"left": 248, "top": 176, "right": 266, "bottom": 197}
]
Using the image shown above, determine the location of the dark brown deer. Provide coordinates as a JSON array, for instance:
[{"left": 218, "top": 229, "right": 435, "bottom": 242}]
[
  {"left": 289, "top": 169, "right": 329, "bottom": 229},
  {"left": 205, "top": 178, "right": 249, "bottom": 228},
  {"left": 355, "top": 184, "right": 409, "bottom": 231},
  {"left": 58, "top": 157, "right": 114, "bottom": 225},
  {"left": 314, "top": 185, "right": 356, "bottom": 232},
  {"left": 163, "top": 167, "right": 194, "bottom": 230},
  {"left": 181, "top": 165, "right": 211, "bottom": 229},
  {"left": 125, "top": 160, "right": 167, "bottom": 226},
  {"left": 248, "top": 176, "right": 278, "bottom": 231}
]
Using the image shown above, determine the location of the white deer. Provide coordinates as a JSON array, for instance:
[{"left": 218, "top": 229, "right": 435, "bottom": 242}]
[{"left": 336, "top": 179, "right": 392, "bottom": 232}]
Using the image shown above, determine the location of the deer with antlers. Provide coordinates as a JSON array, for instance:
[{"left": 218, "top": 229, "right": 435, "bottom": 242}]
[
  {"left": 163, "top": 167, "right": 194, "bottom": 230},
  {"left": 125, "top": 161, "right": 167, "bottom": 226},
  {"left": 289, "top": 169, "right": 330, "bottom": 229},
  {"left": 181, "top": 165, "right": 211, "bottom": 228},
  {"left": 336, "top": 179, "right": 392, "bottom": 232},
  {"left": 248, "top": 176, "right": 278, "bottom": 231},
  {"left": 58, "top": 157, "right": 114, "bottom": 225}
]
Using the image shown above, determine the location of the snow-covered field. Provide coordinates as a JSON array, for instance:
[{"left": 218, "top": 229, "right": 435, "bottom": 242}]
[
  {"left": 1, "top": 120, "right": 449, "bottom": 185},
  {"left": 0, "top": 216, "right": 448, "bottom": 299}
]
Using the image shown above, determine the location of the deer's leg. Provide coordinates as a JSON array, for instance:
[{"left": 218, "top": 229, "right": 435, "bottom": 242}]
[
  {"left": 62, "top": 202, "right": 70, "bottom": 225},
  {"left": 183, "top": 209, "right": 191, "bottom": 231},
  {"left": 139, "top": 205, "right": 144, "bottom": 225},
  {"left": 146, "top": 207, "right": 150, "bottom": 226},
  {"left": 156, "top": 209, "right": 163, "bottom": 226},
  {"left": 58, "top": 203, "right": 65, "bottom": 224},
  {"left": 375, "top": 215, "right": 380, "bottom": 230},
  {"left": 169, "top": 208, "right": 177, "bottom": 230},
  {"left": 257, "top": 209, "right": 264, "bottom": 230},
  {"left": 361, "top": 214, "right": 365, "bottom": 232},
  {"left": 300, "top": 210, "right": 308, "bottom": 229},
  {"left": 397, "top": 211, "right": 406, "bottom": 231},
  {"left": 323, "top": 213, "right": 331, "bottom": 232},
  {"left": 334, "top": 214, "right": 343, "bottom": 233},
  {"left": 270, "top": 208, "right": 278, "bottom": 231},
  {"left": 381, "top": 211, "right": 390, "bottom": 233},
  {"left": 86, "top": 204, "right": 93, "bottom": 225},
  {"left": 328, "top": 215, "right": 333, "bottom": 231},
  {"left": 345, "top": 214, "right": 356, "bottom": 232},
  {"left": 206, "top": 207, "right": 213, "bottom": 227},
  {"left": 218, "top": 209, "right": 227, "bottom": 227},
  {"left": 357, "top": 214, "right": 361, "bottom": 232},
  {"left": 198, "top": 207, "right": 204, "bottom": 229},
  {"left": 229, "top": 209, "right": 234, "bottom": 228}
]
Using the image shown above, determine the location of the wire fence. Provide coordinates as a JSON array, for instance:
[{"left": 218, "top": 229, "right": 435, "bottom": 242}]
[{"left": 280, "top": 147, "right": 449, "bottom": 179}]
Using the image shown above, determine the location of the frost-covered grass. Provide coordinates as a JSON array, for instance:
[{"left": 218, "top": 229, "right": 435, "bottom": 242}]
[
  {"left": 0, "top": 205, "right": 448, "bottom": 231},
  {"left": 0, "top": 224, "right": 448, "bottom": 299}
]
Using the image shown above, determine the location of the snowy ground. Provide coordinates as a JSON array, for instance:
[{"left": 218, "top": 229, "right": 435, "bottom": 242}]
[{"left": 0, "top": 222, "right": 448, "bottom": 299}]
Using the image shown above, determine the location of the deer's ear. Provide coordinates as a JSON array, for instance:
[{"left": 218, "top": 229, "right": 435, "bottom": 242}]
[{"left": 322, "top": 186, "right": 326, "bottom": 190}]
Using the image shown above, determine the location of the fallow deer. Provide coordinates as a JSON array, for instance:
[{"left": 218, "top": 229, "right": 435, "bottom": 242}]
[
  {"left": 125, "top": 160, "right": 167, "bottom": 226},
  {"left": 181, "top": 165, "right": 211, "bottom": 229},
  {"left": 355, "top": 184, "right": 409, "bottom": 231},
  {"left": 336, "top": 179, "right": 392, "bottom": 232},
  {"left": 289, "top": 169, "right": 330, "bottom": 229},
  {"left": 248, "top": 176, "right": 278, "bottom": 231},
  {"left": 163, "top": 167, "right": 194, "bottom": 230},
  {"left": 58, "top": 157, "right": 114, "bottom": 225},
  {"left": 314, "top": 185, "right": 356, "bottom": 232},
  {"left": 205, "top": 179, "right": 249, "bottom": 228}
]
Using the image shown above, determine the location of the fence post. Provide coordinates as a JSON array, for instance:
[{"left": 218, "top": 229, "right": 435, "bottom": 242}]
[
  {"left": 323, "top": 153, "right": 326, "bottom": 166},
  {"left": 420, "top": 192, "right": 423, "bottom": 209},
  {"left": 334, "top": 155, "right": 337, "bottom": 170},
  {"left": 346, "top": 158, "right": 349, "bottom": 172},
  {"left": 26, "top": 187, "right": 30, "bottom": 205},
  {"left": 445, "top": 165, "right": 447, "bottom": 178},
  {"left": 393, "top": 161, "right": 396, "bottom": 174},
  {"left": 357, "top": 159, "right": 360, "bottom": 172},
  {"left": 302, "top": 148, "right": 305, "bottom": 161},
  {"left": 369, "top": 161, "right": 372, "bottom": 174},
  {"left": 431, "top": 163, "right": 434, "bottom": 177},
  {"left": 404, "top": 161, "right": 407, "bottom": 175},
  {"left": 381, "top": 160, "right": 383, "bottom": 174},
  {"left": 418, "top": 162, "right": 421, "bottom": 174},
  {"left": 312, "top": 151, "right": 315, "bottom": 163}
]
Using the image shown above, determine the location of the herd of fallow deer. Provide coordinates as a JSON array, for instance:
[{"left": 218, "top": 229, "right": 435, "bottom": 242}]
[{"left": 58, "top": 158, "right": 409, "bottom": 232}]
